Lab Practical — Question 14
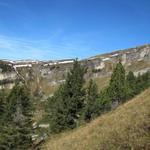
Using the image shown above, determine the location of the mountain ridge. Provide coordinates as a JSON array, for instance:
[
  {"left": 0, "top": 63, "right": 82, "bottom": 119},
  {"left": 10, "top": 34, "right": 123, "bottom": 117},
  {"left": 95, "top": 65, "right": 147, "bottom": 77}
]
[{"left": 0, "top": 44, "right": 150, "bottom": 95}]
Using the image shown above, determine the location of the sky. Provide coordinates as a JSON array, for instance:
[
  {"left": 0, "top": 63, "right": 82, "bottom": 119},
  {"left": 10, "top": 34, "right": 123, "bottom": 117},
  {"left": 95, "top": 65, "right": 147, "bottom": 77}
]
[{"left": 0, "top": 0, "right": 150, "bottom": 60}]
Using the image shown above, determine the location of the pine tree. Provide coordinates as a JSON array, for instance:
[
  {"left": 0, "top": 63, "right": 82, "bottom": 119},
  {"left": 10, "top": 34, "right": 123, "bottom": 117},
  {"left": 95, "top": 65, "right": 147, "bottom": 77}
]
[
  {"left": 135, "top": 72, "right": 150, "bottom": 94},
  {"left": 0, "top": 89, "right": 8, "bottom": 150},
  {"left": 65, "top": 59, "right": 86, "bottom": 117},
  {"left": 0, "top": 84, "right": 33, "bottom": 150},
  {"left": 97, "top": 88, "right": 111, "bottom": 113},
  {"left": 126, "top": 71, "right": 136, "bottom": 98},
  {"left": 83, "top": 79, "right": 99, "bottom": 122},
  {"left": 47, "top": 59, "right": 86, "bottom": 133},
  {"left": 47, "top": 85, "right": 71, "bottom": 133},
  {"left": 108, "top": 61, "right": 127, "bottom": 103},
  {"left": 0, "top": 89, "right": 6, "bottom": 121},
  {"left": 141, "top": 72, "right": 150, "bottom": 89},
  {"left": 135, "top": 73, "right": 145, "bottom": 94}
]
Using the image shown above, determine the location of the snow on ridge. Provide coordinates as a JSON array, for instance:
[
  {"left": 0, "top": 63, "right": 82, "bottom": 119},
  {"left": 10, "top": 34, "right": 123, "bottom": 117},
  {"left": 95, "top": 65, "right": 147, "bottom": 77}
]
[
  {"left": 13, "top": 64, "right": 32, "bottom": 68},
  {"left": 58, "top": 60, "right": 74, "bottom": 64},
  {"left": 13, "top": 60, "right": 39, "bottom": 64},
  {"left": 102, "top": 58, "right": 110, "bottom": 61},
  {"left": 43, "top": 59, "right": 74, "bottom": 66},
  {"left": 1, "top": 59, "right": 40, "bottom": 65},
  {"left": 43, "top": 62, "right": 57, "bottom": 66},
  {"left": 2, "top": 59, "right": 74, "bottom": 66},
  {"left": 111, "top": 53, "right": 119, "bottom": 57},
  {"left": 88, "top": 57, "right": 97, "bottom": 60}
]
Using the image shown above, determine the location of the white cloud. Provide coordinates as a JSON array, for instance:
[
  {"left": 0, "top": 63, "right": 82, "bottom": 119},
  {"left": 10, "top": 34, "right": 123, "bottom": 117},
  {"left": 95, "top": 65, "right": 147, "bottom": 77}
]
[
  {"left": 0, "top": 31, "right": 100, "bottom": 60},
  {"left": 0, "top": 35, "right": 85, "bottom": 60}
]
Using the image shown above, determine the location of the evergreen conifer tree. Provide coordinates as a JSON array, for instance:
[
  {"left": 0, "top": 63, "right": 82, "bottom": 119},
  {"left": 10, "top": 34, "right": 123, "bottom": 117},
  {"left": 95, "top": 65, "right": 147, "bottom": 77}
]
[
  {"left": 97, "top": 88, "right": 111, "bottom": 113},
  {"left": 47, "top": 60, "right": 86, "bottom": 133},
  {"left": 83, "top": 79, "right": 99, "bottom": 122},
  {"left": 141, "top": 72, "right": 150, "bottom": 89},
  {"left": 0, "top": 84, "right": 33, "bottom": 150},
  {"left": 135, "top": 73, "right": 145, "bottom": 94},
  {"left": 126, "top": 71, "right": 136, "bottom": 98},
  {"left": 108, "top": 61, "right": 127, "bottom": 103},
  {"left": 0, "top": 89, "right": 6, "bottom": 121},
  {"left": 0, "top": 89, "right": 8, "bottom": 150}
]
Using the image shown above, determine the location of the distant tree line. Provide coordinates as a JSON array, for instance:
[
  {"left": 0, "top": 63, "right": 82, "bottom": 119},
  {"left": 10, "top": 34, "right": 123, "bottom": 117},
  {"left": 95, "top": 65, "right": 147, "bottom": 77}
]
[{"left": 46, "top": 60, "right": 150, "bottom": 134}]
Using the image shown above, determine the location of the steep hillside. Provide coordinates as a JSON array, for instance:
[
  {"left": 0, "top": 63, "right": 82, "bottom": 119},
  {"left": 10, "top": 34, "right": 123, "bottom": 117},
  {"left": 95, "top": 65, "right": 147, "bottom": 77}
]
[{"left": 43, "top": 88, "right": 150, "bottom": 150}]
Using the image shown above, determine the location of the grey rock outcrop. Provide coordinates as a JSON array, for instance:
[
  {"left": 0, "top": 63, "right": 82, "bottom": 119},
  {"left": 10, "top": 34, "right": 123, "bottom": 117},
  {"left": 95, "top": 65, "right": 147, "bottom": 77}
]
[{"left": 0, "top": 44, "right": 150, "bottom": 89}]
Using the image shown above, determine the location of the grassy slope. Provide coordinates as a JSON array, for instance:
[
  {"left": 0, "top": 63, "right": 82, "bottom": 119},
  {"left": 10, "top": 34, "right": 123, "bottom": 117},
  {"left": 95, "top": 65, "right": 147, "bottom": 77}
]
[
  {"left": 43, "top": 88, "right": 150, "bottom": 150},
  {"left": 127, "top": 60, "right": 150, "bottom": 72},
  {"left": 93, "top": 76, "right": 110, "bottom": 91}
]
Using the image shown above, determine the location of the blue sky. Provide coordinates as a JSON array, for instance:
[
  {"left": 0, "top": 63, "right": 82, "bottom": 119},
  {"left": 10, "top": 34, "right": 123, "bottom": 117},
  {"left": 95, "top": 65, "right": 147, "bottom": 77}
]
[{"left": 0, "top": 0, "right": 150, "bottom": 60}]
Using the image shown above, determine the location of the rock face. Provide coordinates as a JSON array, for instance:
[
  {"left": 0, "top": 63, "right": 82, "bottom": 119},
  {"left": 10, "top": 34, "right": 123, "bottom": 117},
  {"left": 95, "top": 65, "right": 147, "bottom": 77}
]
[
  {"left": 0, "top": 44, "right": 150, "bottom": 90},
  {"left": 0, "top": 72, "right": 17, "bottom": 80}
]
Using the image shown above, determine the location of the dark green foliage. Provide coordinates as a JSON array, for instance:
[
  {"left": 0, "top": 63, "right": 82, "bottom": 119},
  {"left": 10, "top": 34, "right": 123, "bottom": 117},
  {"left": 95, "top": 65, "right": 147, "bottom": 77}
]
[
  {"left": 0, "top": 62, "right": 13, "bottom": 73},
  {"left": 140, "top": 72, "right": 150, "bottom": 89},
  {"left": 0, "top": 84, "right": 33, "bottom": 150},
  {"left": 126, "top": 71, "right": 150, "bottom": 99},
  {"left": 6, "top": 84, "right": 33, "bottom": 121},
  {"left": 108, "top": 62, "right": 150, "bottom": 104},
  {"left": 47, "top": 85, "right": 72, "bottom": 133},
  {"left": 83, "top": 87, "right": 111, "bottom": 121},
  {"left": 135, "top": 72, "right": 150, "bottom": 94},
  {"left": 0, "top": 90, "right": 7, "bottom": 150},
  {"left": 92, "top": 68, "right": 101, "bottom": 73},
  {"left": 47, "top": 60, "right": 86, "bottom": 133},
  {"left": 83, "top": 79, "right": 99, "bottom": 122},
  {"left": 97, "top": 88, "right": 111, "bottom": 113},
  {"left": 126, "top": 71, "right": 137, "bottom": 99},
  {"left": 46, "top": 59, "right": 150, "bottom": 134},
  {"left": 64, "top": 59, "right": 86, "bottom": 115},
  {"left": 0, "top": 89, "right": 7, "bottom": 121},
  {"left": 108, "top": 61, "right": 127, "bottom": 103}
]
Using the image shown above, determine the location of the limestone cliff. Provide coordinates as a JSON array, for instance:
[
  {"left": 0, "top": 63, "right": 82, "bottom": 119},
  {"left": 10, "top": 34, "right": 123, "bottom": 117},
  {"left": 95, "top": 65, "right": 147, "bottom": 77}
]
[{"left": 0, "top": 44, "right": 150, "bottom": 93}]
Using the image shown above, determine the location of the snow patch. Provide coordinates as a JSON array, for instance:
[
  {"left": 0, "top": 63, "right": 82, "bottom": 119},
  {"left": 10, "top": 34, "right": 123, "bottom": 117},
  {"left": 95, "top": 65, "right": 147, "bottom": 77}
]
[
  {"left": 13, "top": 64, "right": 32, "bottom": 68},
  {"left": 58, "top": 60, "right": 74, "bottom": 64},
  {"left": 102, "top": 58, "right": 110, "bottom": 61},
  {"left": 111, "top": 53, "right": 119, "bottom": 57}
]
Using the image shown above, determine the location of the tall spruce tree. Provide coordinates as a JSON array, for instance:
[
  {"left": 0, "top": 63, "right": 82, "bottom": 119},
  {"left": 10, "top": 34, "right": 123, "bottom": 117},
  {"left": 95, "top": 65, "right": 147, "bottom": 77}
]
[
  {"left": 108, "top": 61, "right": 127, "bottom": 103},
  {"left": 135, "top": 73, "right": 145, "bottom": 94},
  {"left": 135, "top": 72, "right": 150, "bottom": 94},
  {"left": 126, "top": 71, "right": 136, "bottom": 98},
  {"left": 47, "top": 59, "right": 86, "bottom": 133},
  {"left": 47, "top": 85, "right": 71, "bottom": 133},
  {"left": 141, "top": 72, "right": 150, "bottom": 89},
  {"left": 97, "top": 88, "right": 111, "bottom": 113},
  {"left": 65, "top": 59, "right": 86, "bottom": 116},
  {"left": 0, "top": 89, "right": 6, "bottom": 121},
  {"left": 0, "top": 89, "right": 7, "bottom": 150},
  {"left": 83, "top": 79, "right": 99, "bottom": 122},
  {"left": 0, "top": 84, "right": 33, "bottom": 150}
]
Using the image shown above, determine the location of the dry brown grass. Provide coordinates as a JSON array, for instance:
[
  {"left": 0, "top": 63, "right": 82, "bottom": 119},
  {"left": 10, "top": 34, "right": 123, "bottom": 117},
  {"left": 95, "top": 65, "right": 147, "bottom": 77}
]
[
  {"left": 127, "top": 60, "right": 150, "bottom": 72},
  {"left": 93, "top": 76, "right": 110, "bottom": 91},
  {"left": 85, "top": 76, "right": 110, "bottom": 92},
  {"left": 40, "top": 80, "right": 58, "bottom": 96},
  {"left": 42, "top": 88, "right": 150, "bottom": 150}
]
